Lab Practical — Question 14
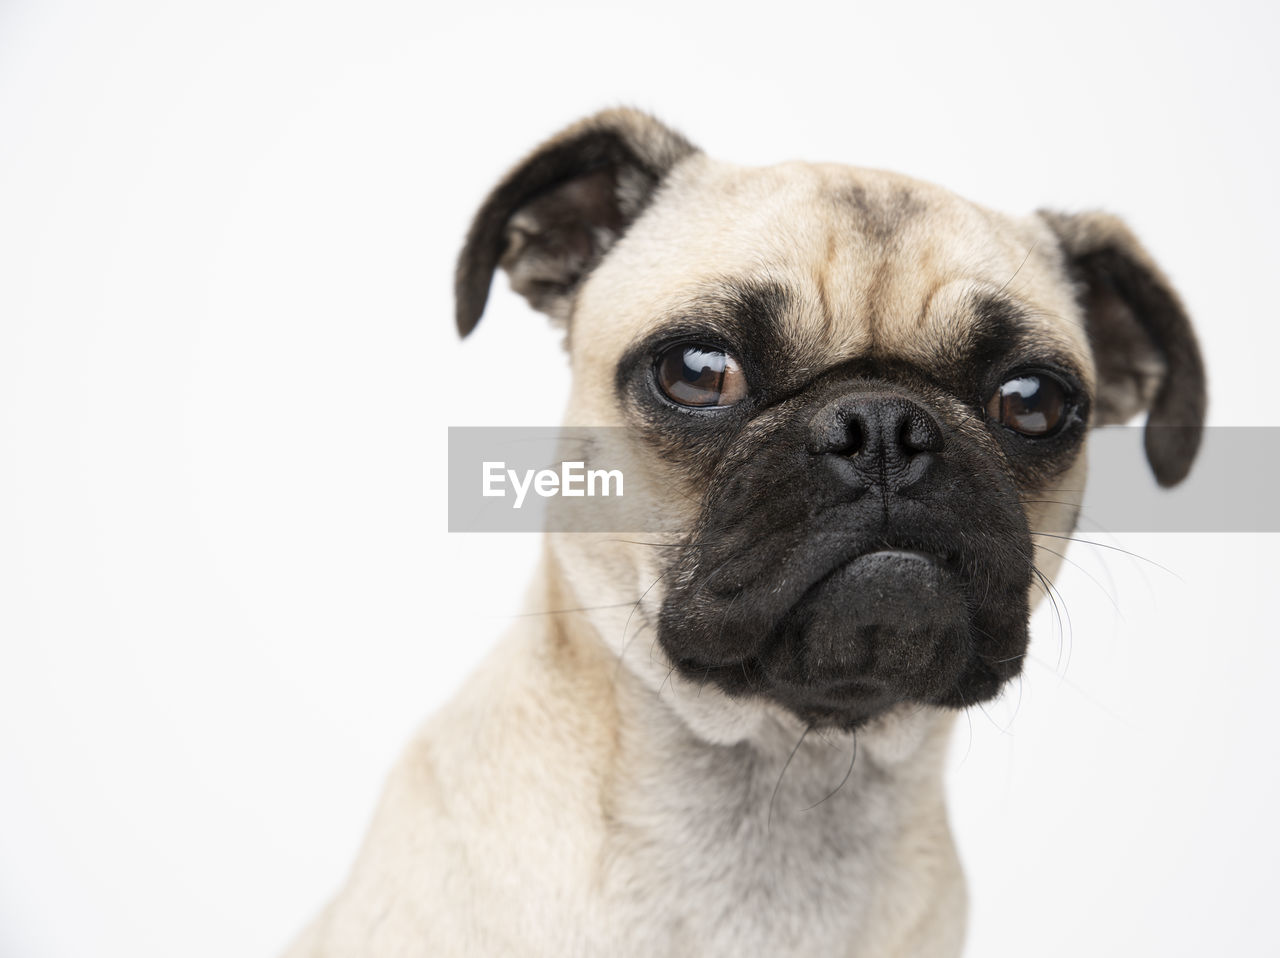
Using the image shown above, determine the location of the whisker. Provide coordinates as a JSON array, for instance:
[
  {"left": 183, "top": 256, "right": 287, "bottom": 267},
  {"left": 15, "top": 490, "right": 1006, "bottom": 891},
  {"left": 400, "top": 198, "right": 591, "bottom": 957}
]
[
  {"left": 959, "top": 693, "right": 975, "bottom": 766},
  {"left": 997, "top": 240, "right": 1039, "bottom": 295},
  {"left": 696, "top": 664, "right": 714, "bottom": 698},
  {"left": 491, "top": 601, "right": 639, "bottom": 619},
  {"left": 1005, "top": 671, "right": 1025, "bottom": 728},
  {"left": 1032, "top": 564, "right": 1073, "bottom": 674},
  {"left": 601, "top": 538, "right": 689, "bottom": 549},
  {"left": 656, "top": 662, "right": 679, "bottom": 699},
  {"left": 975, "top": 700, "right": 1013, "bottom": 736},
  {"left": 1023, "top": 653, "right": 1135, "bottom": 728},
  {"left": 613, "top": 569, "right": 674, "bottom": 683},
  {"left": 802, "top": 733, "right": 858, "bottom": 811},
  {"left": 768, "top": 725, "right": 811, "bottom": 833},
  {"left": 1030, "top": 532, "right": 1182, "bottom": 580},
  {"left": 1033, "top": 542, "right": 1123, "bottom": 618}
]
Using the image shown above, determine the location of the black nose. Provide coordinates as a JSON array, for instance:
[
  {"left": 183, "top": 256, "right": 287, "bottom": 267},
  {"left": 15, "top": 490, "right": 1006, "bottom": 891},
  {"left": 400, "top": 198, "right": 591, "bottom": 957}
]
[{"left": 807, "top": 394, "right": 944, "bottom": 486}]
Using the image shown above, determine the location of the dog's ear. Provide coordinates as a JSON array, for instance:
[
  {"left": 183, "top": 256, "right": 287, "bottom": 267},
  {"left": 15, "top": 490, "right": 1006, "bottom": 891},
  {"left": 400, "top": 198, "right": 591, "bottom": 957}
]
[
  {"left": 455, "top": 109, "right": 698, "bottom": 336},
  {"left": 1039, "top": 210, "right": 1207, "bottom": 487}
]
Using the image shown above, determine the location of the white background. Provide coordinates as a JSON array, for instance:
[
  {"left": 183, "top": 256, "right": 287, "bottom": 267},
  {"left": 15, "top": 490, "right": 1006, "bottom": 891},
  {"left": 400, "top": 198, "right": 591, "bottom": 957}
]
[{"left": 1, "top": 1, "right": 1277, "bottom": 955}]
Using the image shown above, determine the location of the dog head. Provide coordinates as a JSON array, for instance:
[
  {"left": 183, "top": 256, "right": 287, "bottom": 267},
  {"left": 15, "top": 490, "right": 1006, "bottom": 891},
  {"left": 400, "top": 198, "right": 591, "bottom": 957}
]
[{"left": 455, "top": 109, "right": 1205, "bottom": 734}]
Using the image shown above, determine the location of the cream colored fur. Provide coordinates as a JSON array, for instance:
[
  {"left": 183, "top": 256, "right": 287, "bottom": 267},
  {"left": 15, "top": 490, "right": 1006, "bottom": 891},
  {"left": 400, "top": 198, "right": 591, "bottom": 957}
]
[{"left": 282, "top": 112, "right": 1163, "bottom": 958}]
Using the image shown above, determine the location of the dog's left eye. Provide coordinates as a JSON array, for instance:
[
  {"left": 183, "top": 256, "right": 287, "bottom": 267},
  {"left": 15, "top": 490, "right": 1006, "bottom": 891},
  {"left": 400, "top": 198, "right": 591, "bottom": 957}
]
[
  {"left": 654, "top": 344, "right": 748, "bottom": 408},
  {"left": 986, "top": 373, "right": 1069, "bottom": 436}
]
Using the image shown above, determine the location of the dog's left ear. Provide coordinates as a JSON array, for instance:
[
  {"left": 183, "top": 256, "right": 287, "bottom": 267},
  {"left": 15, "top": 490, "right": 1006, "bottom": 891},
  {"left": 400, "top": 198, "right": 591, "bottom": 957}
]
[
  {"left": 1039, "top": 210, "right": 1207, "bottom": 487},
  {"left": 455, "top": 108, "right": 698, "bottom": 336}
]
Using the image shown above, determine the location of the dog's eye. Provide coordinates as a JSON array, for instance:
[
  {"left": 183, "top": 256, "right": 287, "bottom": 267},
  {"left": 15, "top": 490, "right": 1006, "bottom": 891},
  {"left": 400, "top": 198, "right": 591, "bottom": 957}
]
[
  {"left": 986, "top": 373, "right": 1069, "bottom": 436},
  {"left": 654, "top": 344, "right": 747, "bottom": 408}
]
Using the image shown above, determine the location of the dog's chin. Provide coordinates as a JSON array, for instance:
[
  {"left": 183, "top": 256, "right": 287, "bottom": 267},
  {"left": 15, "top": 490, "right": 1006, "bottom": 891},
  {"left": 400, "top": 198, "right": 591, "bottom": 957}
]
[
  {"left": 677, "top": 550, "right": 1026, "bottom": 730},
  {"left": 762, "top": 550, "right": 973, "bottom": 721}
]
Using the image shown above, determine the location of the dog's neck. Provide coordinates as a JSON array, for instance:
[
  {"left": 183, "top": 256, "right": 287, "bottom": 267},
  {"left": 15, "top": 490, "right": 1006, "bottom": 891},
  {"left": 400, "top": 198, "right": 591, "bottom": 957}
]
[
  {"left": 599, "top": 641, "right": 959, "bottom": 844},
  {"left": 538, "top": 541, "right": 958, "bottom": 786},
  {"left": 529, "top": 549, "right": 965, "bottom": 951}
]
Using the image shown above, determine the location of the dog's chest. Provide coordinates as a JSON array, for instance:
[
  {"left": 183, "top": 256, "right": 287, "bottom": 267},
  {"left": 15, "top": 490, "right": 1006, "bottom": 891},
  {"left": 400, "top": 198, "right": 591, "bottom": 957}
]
[{"left": 584, "top": 738, "right": 921, "bottom": 957}]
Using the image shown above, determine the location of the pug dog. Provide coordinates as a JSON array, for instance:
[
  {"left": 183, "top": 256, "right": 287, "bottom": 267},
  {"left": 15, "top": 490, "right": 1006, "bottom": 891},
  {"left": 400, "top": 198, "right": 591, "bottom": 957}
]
[{"left": 284, "top": 109, "right": 1205, "bottom": 958}]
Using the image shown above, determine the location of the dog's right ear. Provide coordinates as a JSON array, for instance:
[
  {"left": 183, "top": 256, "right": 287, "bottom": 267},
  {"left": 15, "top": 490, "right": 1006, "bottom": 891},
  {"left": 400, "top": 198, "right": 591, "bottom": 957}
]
[{"left": 454, "top": 109, "right": 698, "bottom": 336}]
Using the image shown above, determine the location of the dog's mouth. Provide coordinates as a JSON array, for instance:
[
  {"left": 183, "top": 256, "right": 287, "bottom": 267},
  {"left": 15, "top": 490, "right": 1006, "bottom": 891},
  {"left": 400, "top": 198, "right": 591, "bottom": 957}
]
[
  {"left": 658, "top": 526, "right": 1032, "bottom": 729},
  {"left": 758, "top": 549, "right": 977, "bottom": 717}
]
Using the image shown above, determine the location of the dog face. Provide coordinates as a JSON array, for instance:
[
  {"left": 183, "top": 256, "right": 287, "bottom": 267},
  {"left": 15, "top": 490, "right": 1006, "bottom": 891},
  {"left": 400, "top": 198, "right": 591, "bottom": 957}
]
[{"left": 456, "top": 110, "right": 1205, "bottom": 732}]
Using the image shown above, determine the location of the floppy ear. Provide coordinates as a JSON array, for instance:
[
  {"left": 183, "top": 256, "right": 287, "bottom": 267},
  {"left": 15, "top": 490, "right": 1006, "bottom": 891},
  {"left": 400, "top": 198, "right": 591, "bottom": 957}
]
[
  {"left": 1039, "top": 210, "right": 1207, "bottom": 487},
  {"left": 454, "top": 108, "right": 698, "bottom": 336}
]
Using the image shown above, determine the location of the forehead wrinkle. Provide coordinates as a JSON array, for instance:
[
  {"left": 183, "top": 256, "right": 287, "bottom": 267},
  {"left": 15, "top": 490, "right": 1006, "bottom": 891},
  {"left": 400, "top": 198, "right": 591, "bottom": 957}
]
[
  {"left": 852, "top": 192, "right": 978, "bottom": 356},
  {"left": 908, "top": 282, "right": 1010, "bottom": 362},
  {"left": 894, "top": 282, "right": 1082, "bottom": 376},
  {"left": 861, "top": 226, "right": 943, "bottom": 352},
  {"left": 778, "top": 166, "right": 928, "bottom": 355},
  {"left": 855, "top": 196, "right": 1041, "bottom": 353},
  {"left": 812, "top": 228, "right": 838, "bottom": 342}
]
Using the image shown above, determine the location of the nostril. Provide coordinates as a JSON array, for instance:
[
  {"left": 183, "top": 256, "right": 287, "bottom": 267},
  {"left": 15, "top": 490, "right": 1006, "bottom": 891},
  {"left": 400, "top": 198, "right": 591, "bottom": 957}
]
[
  {"left": 900, "top": 411, "right": 943, "bottom": 455},
  {"left": 843, "top": 415, "right": 865, "bottom": 456},
  {"left": 807, "top": 411, "right": 865, "bottom": 456}
]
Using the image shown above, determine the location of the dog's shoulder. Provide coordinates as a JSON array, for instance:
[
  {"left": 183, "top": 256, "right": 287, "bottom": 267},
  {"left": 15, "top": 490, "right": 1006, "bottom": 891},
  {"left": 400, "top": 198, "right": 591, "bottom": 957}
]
[{"left": 285, "top": 620, "right": 622, "bottom": 956}]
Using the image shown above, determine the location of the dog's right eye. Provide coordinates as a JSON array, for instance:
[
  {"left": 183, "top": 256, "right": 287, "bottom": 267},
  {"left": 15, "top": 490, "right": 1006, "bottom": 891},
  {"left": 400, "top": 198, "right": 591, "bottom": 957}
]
[{"left": 654, "top": 344, "right": 748, "bottom": 408}]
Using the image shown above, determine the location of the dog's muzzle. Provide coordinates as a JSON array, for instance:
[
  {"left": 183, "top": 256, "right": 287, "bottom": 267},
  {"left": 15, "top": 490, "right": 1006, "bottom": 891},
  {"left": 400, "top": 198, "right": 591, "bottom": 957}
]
[{"left": 657, "top": 382, "right": 1033, "bottom": 728}]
